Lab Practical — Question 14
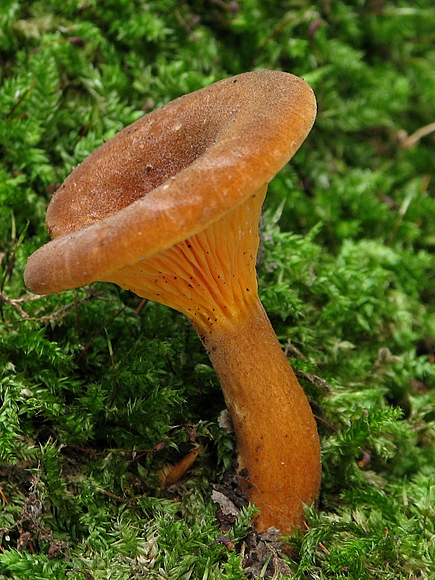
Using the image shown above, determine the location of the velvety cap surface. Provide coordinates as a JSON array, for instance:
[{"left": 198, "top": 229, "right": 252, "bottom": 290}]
[{"left": 24, "top": 70, "right": 316, "bottom": 294}]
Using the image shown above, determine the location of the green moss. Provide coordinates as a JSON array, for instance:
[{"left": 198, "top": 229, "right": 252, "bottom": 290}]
[{"left": 1, "top": 0, "right": 434, "bottom": 578}]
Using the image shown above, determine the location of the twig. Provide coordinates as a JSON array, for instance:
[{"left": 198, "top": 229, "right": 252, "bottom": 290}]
[
  {"left": 294, "top": 368, "right": 334, "bottom": 393},
  {"left": 284, "top": 339, "right": 308, "bottom": 362},
  {"left": 1, "top": 289, "right": 112, "bottom": 324},
  {"left": 5, "top": 81, "right": 38, "bottom": 119},
  {"left": 398, "top": 122, "right": 435, "bottom": 148},
  {"left": 0, "top": 291, "right": 31, "bottom": 319},
  {"left": 0, "top": 488, "right": 8, "bottom": 505},
  {"left": 17, "top": 294, "right": 101, "bottom": 323},
  {"left": 94, "top": 487, "right": 136, "bottom": 506}
]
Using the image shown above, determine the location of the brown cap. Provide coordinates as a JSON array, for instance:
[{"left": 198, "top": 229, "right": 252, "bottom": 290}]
[{"left": 24, "top": 70, "right": 316, "bottom": 295}]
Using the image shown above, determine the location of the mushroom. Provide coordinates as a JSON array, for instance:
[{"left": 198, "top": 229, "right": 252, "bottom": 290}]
[{"left": 24, "top": 70, "right": 320, "bottom": 534}]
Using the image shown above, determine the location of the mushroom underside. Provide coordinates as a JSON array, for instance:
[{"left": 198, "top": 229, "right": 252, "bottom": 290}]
[{"left": 104, "top": 187, "right": 266, "bottom": 332}]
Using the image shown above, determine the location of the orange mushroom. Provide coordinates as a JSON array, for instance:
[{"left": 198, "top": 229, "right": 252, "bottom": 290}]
[{"left": 24, "top": 70, "right": 320, "bottom": 534}]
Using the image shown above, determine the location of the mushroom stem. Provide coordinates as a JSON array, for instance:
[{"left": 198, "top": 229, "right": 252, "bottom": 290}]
[
  {"left": 105, "top": 184, "right": 321, "bottom": 533},
  {"left": 194, "top": 297, "right": 321, "bottom": 533}
]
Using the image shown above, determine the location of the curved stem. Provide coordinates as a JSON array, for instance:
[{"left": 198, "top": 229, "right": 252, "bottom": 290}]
[
  {"left": 196, "top": 297, "right": 321, "bottom": 533},
  {"left": 107, "top": 186, "right": 321, "bottom": 533}
]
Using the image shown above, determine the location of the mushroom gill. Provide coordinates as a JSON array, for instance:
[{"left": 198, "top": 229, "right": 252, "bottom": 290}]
[{"left": 105, "top": 187, "right": 265, "bottom": 330}]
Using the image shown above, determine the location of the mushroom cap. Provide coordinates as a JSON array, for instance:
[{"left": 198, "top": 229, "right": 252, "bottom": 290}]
[{"left": 24, "top": 70, "right": 316, "bottom": 295}]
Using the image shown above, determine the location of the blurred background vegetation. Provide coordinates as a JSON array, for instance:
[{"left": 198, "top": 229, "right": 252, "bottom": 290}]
[{"left": 0, "top": 0, "right": 434, "bottom": 578}]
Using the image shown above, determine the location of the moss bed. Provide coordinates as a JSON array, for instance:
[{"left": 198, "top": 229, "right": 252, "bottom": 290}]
[{"left": 0, "top": 1, "right": 434, "bottom": 578}]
